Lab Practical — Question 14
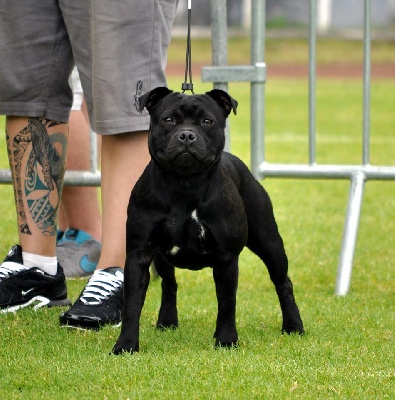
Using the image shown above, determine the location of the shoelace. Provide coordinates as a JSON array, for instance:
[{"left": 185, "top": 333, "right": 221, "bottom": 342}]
[
  {"left": 80, "top": 270, "right": 123, "bottom": 305},
  {"left": 0, "top": 261, "right": 28, "bottom": 281}
]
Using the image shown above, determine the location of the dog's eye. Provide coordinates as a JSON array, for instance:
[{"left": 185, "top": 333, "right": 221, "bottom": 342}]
[
  {"left": 163, "top": 117, "right": 175, "bottom": 125},
  {"left": 201, "top": 118, "right": 214, "bottom": 126}
]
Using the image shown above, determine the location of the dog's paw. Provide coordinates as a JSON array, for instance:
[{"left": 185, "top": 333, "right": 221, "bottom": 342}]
[
  {"left": 156, "top": 309, "right": 178, "bottom": 330},
  {"left": 111, "top": 347, "right": 137, "bottom": 355},
  {"left": 281, "top": 323, "right": 305, "bottom": 336},
  {"left": 281, "top": 313, "right": 305, "bottom": 335},
  {"left": 111, "top": 339, "right": 139, "bottom": 355},
  {"left": 213, "top": 329, "right": 239, "bottom": 349},
  {"left": 214, "top": 339, "right": 239, "bottom": 349},
  {"left": 156, "top": 321, "right": 179, "bottom": 330}
]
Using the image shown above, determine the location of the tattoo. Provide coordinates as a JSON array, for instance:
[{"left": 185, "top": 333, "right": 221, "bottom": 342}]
[
  {"left": 6, "top": 127, "right": 31, "bottom": 235},
  {"left": 7, "top": 118, "right": 67, "bottom": 237},
  {"left": 134, "top": 80, "right": 144, "bottom": 114}
]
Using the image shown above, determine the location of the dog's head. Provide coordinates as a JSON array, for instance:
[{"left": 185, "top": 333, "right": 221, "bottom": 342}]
[{"left": 138, "top": 87, "right": 238, "bottom": 177}]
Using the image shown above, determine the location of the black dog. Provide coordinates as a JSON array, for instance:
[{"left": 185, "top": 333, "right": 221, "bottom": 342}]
[{"left": 112, "top": 87, "right": 304, "bottom": 354}]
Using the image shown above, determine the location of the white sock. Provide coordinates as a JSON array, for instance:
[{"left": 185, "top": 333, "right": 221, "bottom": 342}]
[{"left": 22, "top": 252, "right": 58, "bottom": 276}]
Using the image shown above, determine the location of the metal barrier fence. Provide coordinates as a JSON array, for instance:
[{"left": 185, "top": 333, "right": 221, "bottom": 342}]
[
  {"left": 1, "top": 0, "right": 393, "bottom": 295},
  {"left": 202, "top": 0, "right": 395, "bottom": 295}
]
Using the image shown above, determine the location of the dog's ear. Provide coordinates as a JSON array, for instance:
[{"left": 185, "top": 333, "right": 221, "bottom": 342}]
[
  {"left": 205, "top": 89, "right": 238, "bottom": 116},
  {"left": 138, "top": 87, "right": 173, "bottom": 113}
]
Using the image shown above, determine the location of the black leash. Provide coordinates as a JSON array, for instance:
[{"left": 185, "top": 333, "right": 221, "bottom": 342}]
[{"left": 182, "top": 0, "right": 194, "bottom": 94}]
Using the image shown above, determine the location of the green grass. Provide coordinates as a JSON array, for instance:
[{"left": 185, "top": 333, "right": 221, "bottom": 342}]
[{"left": 0, "top": 39, "right": 394, "bottom": 398}]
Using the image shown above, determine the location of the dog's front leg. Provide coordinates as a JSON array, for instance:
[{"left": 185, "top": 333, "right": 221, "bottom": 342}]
[
  {"left": 112, "top": 254, "right": 150, "bottom": 354},
  {"left": 212, "top": 257, "right": 239, "bottom": 348}
]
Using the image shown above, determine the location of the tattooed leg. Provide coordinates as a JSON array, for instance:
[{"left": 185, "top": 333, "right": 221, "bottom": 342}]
[{"left": 6, "top": 116, "right": 68, "bottom": 256}]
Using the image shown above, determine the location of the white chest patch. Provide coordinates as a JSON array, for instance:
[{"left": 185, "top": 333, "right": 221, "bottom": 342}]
[
  {"left": 169, "top": 245, "right": 181, "bottom": 255},
  {"left": 191, "top": 209, "right": 206, "bottom": 239}
]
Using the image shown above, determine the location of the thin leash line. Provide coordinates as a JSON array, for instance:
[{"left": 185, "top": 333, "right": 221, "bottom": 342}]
[{"left": 182, "top": 0, "right": 194, "bottom": 94}]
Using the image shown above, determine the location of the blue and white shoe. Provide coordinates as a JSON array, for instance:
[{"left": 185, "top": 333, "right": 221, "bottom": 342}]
[{"left": 56, "top": 229, "right": 101, "bottom": 278}]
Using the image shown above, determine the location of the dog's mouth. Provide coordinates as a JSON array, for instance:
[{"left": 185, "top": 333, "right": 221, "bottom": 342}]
[
  {"left": 174, "top": 152, "right": 196, "bottom": 164},
  {"left": 156, "top": 150, "right": 217, "bottom": 176},
  {"left": 157, "top": 149, "right": 195, "bottom": 163},
  {"left": 173, "top": 151, "right": 216, "bottom": 165},
  {"left": 158, "top": 147, "right": 208, "bottom": 163},
  {"left": 170, "top": 152, "right": 202, "bottom": 173}
]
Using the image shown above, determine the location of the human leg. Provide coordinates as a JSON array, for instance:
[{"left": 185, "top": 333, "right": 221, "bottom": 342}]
[
  {"left": 92, "top": 0, "right": 179, "bottom": 270},
  {"left": 56, "top": 67, "right": 102, "bottom": 277},
  {"left": 0, "top": 1, "right": 74, "bottom": 311},
  {"left": 0, "top": 116, "right": 71, "bottom": 312},
  {"left": 60, "top": 0, "right": 179, "bottom": 329},
  {"left": 0, "top": 0, "right": 74, "bottom": 255},
  {"left": 58, "top": 68, "right": 101, "bottom": 242},
  {"left": 6, "top": 117, "right": 68, "bottom": 259},
  {"left": 57, "top": 98, "right": 102, "bottom": 277},
  {"left": 97, "top": 132, "right": 149, "bottom": 269},
  {"left": 58, "top": 102, "right": 101, "bottom": 240},
  {"left": 58, "top": 132, "right": 149, "bottom": 328}
]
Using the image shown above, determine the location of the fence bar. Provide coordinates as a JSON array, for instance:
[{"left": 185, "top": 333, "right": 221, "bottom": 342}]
[
  {"left": 308, "top": 0, "right": 317, "bottom": 165},
  {"left": 64, "top": 120, "right": 101, "bottom": 186},
  {"left": 0, "top": 167, "right": 101, "bottom": 186},
  {"left": 335, "top": 172, "right": 366, "bottom": 295},
  {"left": 202, "top": 65, "right": 265, "bottom": 83},
  {"left": 362, "top": 0, "right": 371, "bottom": 166},
  {"left": 210, "top": 0, "right": 230, "bottom": 150},
  {"left": 0, "top": 131, "right": 101, "bottom": 186},
  {"left": 63, "top": 170, "right": 101, "bottom": 186},
  {"left": 250, "top": 0, "right": 266, "bottom": 178},
  {"left": 259, "top": 163, "right": 395, "bottom": 180},
  {"left": 0, "top": 169, "right": 11, "bottom": 184}
]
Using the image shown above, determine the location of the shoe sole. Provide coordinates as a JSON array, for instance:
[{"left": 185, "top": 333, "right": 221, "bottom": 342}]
[
  {"left": 60, "top": 316, "right": 122, "bottom": 331},
  {"left": 1, "top": 296, "right": 72, "bottom": 314},
  {"left": 60, "top": 321, "right": 122, "bottom": 331},
  {"left": 59, "top": 314, "right": 121, "bottom": 330}
]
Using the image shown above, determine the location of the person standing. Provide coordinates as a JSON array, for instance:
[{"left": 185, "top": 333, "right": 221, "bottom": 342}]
[{"left": 0, "top": 1, "right": 179, "bottom": 330}]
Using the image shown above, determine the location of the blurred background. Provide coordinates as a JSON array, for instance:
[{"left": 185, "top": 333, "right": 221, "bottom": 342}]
[{"left": 174, "top": 0, "right": 395, "bottom": 34}]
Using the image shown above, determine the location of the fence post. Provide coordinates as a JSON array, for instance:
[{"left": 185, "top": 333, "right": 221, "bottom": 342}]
[
  {"left": 308, "top": 0, "right": 317, "bottom": 165},
  {"left": 335, "top": 171, "right": 366, "bottom": 295},
  {"left": 250, "top": 0, "right": 266, "bottom": 179},
  {"left": 210, "top": 0, "right": 230, "bottom": 151},
  {"left": 362, "top": 0, "right": 371, "bottom": 166},
  {"left": 335, "top": 0, "right": 371, "bottom": 295}
]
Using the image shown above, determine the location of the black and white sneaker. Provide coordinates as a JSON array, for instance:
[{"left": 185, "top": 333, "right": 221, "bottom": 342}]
[
  {"left": 0, "top": 245, "right": 71, "bottom": 313},
  {"left": 59, "top": 267, "right": 123, "bottom": 330}
]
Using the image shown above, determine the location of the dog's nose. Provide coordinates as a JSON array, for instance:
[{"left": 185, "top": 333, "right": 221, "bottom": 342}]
[{"left": 178, "top": 131, "right": 196, "bottom": 144}]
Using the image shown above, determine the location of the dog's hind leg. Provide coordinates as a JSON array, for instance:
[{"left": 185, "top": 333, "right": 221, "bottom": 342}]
[
  {"left": 249, "top": 235, "right": 304, "bottom": 334},
  {"left": 154, "top": 253, "right": 179, "bottom": 329},
  {"left": 246, "top": 215, "right": 304, "bottom": 335}
]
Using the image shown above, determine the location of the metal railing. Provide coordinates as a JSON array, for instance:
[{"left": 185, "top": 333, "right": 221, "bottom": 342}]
[
  {"left": 202, "top": 0, "right": 395, "bottom": 295},
  {"left": 63, "top": 130, "right": 101, "bottom": 187}
]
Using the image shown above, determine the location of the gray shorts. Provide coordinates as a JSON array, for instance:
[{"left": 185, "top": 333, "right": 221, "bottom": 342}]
[{"left": 0, "top": 0, "right": 178, "bottom": 135}]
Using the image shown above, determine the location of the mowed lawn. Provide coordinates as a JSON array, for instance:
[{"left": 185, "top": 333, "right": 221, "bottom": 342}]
[{"left": 0, "top": 37, "right": 394, "bottom": 399}]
